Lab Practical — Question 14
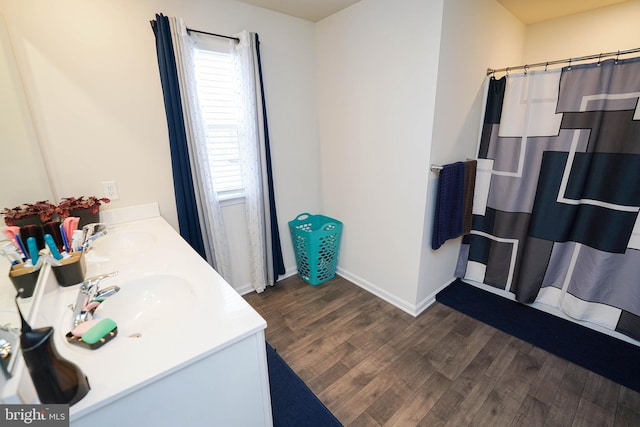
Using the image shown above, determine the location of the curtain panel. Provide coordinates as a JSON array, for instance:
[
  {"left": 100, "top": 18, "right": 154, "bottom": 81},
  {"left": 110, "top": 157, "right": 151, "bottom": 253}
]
[
  {"left": 235, "top": 31, "right": 285, "bottom": 292},
  {"left": 152, "top": 15, "right": 284, "bottom": 290},
  {"left": 170, "top": 18, "right": 233, "bottom": 281},
  {"left": 150, "top": 14, "right": 206, "bottom": 259},
  {"left": 456, "top": 57, "right": 640, "bottom": 341}
]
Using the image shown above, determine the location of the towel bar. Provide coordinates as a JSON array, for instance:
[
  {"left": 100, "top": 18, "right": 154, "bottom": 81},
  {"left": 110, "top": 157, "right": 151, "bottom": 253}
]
[{"left": 431, "top": 159, "right": 477, "bottom": 173}]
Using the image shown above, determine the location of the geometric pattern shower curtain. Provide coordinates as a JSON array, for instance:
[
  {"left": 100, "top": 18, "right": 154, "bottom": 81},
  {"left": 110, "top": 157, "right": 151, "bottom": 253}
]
[{"left": 456, "top": 57, "right": 640, "bottom": 341}]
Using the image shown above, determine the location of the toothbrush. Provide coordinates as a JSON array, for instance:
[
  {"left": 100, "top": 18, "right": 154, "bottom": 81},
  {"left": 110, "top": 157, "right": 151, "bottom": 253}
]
[
  {"left": 44, "top": 234, "right": 63, "bottom": 260},
  {"left": 60, "top": 224, "right": 71, "bottom": 253},
  {"left": 1, "top": 226, "right": 27, "bottom": 259},
  {"left": 15, "top": 234, "right": 28, "bottom": 260},
  {"left": 71, "top": 230, "right": 84, "bottom": 252},
  {"left": 1, "top": 227, "right": 19, "bottom": 247},
  {"left": 27, "top": 236, "right": 39, "bottom": 265},
  {"left": 63, "top": 217, "right": 80, "bottom": 249},
  {"left": 0, "top": 242, "right": 23, "bottom": 264}
]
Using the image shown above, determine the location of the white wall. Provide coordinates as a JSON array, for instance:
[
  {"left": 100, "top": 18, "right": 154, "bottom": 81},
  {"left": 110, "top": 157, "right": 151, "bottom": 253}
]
[
  {"left": 316, "top": 0, "right": 444, "bottom": 311},
  {"left": 315, "top": 0, "right": 525, "bottom": 313},
  {"left": 0, "top": 0, "right": 321, "bottom": 291},
  {"left": 416, "top": 0, "right": 524, "bottom": 307},
  {"left": 0, "top": 15, "right": 52, "bottom": 209},
  {"left": 523, "top": 0, "right": 640, "bottom": 64}
]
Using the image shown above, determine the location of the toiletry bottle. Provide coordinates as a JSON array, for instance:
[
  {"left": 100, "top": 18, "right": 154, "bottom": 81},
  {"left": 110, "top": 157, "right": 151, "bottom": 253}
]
[{"left": 15, "top": 290, "right": 90, "bottom": 405}]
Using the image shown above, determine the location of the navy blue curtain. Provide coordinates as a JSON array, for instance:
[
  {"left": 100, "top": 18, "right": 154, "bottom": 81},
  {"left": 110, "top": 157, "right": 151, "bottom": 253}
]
[
  {"left": 150, "top": 14, "right": 206, "bottom": 259},
  {"left": 254, "top": 33, "right": 285, "bottom": 279}
]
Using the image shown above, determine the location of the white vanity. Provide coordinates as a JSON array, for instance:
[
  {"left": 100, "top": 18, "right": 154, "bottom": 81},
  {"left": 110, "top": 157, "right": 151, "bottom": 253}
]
[{"left": 1, "top": 204, "right": 273, "bottom": 426}]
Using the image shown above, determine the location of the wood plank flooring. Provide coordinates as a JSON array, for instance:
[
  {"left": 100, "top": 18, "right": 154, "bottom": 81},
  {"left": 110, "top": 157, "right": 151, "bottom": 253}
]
[{"left": 244, "top": 275, "right": 640, "bottom": 426}]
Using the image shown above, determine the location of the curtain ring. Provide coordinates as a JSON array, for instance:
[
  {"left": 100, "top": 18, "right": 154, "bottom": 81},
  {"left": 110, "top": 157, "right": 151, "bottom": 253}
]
[
  {"left": 567, "top": 58, "right": 572, "bottom": 71},
  {"left": 615, "top": 50, "right": 620, "bottom": 64},
  {"left": 506, "top": 67, "right": 510, "bottom": 77},
  {"left": 524, "top": 65, "right": 529, "bottom": 75},
  {"left": 545, "top": 62, "right": 549, "bottom": 72},
  {"left": 597, "top": 53, "right": 602, "bottom": 66}
]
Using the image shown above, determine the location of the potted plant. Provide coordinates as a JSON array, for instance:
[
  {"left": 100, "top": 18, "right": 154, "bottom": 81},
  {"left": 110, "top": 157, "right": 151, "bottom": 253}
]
[
  {"left": 56, "top": 196, "right": 110, "bottom": 228},
  {"left": 2, "top": 201, "right": 57, "bottom": 227}
]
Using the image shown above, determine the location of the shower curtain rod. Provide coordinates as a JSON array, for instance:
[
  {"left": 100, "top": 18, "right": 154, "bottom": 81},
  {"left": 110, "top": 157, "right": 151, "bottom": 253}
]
[
  {"left": 487, "top": 46, "right": 640, "bottom": 76},
  {"left": 186, "top": 27, "right": 240, "bottom": 43}
]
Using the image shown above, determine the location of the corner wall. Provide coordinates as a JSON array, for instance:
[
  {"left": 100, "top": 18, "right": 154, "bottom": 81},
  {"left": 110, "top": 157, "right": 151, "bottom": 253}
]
[
  {"left": 316, "top": 0, "right": 444, "bottom": 312},
  {"left": 416, "top": 0, "right": 525, "bottom": 309}
]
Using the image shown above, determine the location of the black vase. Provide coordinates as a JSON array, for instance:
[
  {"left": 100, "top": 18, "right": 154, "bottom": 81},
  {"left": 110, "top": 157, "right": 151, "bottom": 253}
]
[
  {"left": 15, "top": 292, "right": 90, "bottom": 405},
  {"left": 69, "top": 208, "right": 100, "bottom": 229},
  {"left": 20, "top": 224, "right": 45, "bottom": 251},
  {"left": 12, "top": 215, "right": 44, "bottom": 228}
]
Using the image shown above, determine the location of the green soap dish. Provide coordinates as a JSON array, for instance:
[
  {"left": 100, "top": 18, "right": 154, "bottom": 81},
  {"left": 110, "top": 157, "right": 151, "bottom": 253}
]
[{"left": 66, "top": 318, "right": 118, "bottom": 350}]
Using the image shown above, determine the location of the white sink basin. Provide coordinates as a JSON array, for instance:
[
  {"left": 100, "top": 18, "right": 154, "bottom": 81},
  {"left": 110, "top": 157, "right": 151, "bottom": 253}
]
[
  {"left": 91, "top": 274, "right": 197, "bottom": 337},
  {"left": 86, "top": 230, "right": 157, "bottom": 263},
  {"left": 59, "top": 273, "right": 198, "bottom": 345}
]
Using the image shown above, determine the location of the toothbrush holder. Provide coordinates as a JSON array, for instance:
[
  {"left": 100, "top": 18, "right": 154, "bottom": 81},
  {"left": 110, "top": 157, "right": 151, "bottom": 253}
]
[
  {"left": 8, "top": 263, "right": 40, "bottom": 298},
  {"left": 52, "top": 251, "right": 86, "bottom": 287}
]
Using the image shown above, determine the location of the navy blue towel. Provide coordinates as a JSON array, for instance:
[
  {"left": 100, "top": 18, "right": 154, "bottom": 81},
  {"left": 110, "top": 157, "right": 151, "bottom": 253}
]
[{"left": 432, "top": 162, "right": 465, "bottom": 250}]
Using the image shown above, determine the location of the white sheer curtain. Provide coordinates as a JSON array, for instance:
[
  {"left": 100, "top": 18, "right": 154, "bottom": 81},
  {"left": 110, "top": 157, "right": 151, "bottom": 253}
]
[
  {"left": 167, "top": 17, "right": 232, "bottom": 282},
  {"left": 234, "top": 31, "right": 276, "bottom": 293},
  {"left": 162, "top": 19, "right": 279, "bottom": 292}
]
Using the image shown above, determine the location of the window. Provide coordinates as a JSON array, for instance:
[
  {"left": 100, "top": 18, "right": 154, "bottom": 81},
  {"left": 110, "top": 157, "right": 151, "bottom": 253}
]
[{"left": 192, "top": 39, "right": 243, "bottom": 200}]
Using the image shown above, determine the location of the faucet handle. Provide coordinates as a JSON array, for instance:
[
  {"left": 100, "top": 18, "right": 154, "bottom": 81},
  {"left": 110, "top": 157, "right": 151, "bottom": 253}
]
[
  {"left": 80, "top": 271, "right": 118, "bottom": 291},
  {"left": 81, "top": 223, "right": 107, "bottom": 252},
  {"left": 82, "top": 223, "right": 107, "bottom": 240},
  {"left": 72, "top": 271, "right": 118, "bottom": 328}
]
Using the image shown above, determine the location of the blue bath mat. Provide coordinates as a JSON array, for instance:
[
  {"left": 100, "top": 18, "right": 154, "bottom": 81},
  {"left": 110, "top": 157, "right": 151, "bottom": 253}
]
[
  {"left": 436, "top": 279, "right": 640, "bottom": 393},
  {"left": 267, "top": 342, "right": 342, "bottom": 426}
]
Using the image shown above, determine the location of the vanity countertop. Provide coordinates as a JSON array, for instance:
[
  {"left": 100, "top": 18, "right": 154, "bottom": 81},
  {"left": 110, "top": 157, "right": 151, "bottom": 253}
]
[{"left": 33, "top": 212, "right": 267, "bottom": 420}]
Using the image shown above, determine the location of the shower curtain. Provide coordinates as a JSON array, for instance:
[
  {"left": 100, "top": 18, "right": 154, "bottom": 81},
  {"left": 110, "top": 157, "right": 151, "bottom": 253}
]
[{"left": 455, "top": 56, "right": 640, "bottom": 341}]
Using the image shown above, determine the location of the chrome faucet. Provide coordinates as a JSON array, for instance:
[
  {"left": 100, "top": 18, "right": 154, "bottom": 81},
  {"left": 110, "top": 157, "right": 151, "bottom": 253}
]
[
  {"left": 71, "top": 271, "right": 119, "bottom": 328},
  {"left": 81, "top": 223, "right": 108, "bottom": 252}
]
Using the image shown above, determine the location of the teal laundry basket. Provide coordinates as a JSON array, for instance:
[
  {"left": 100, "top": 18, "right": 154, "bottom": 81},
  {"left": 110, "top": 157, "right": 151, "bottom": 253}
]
[{"left": 289, "top": 213, "right": 343, "bottom": 286}]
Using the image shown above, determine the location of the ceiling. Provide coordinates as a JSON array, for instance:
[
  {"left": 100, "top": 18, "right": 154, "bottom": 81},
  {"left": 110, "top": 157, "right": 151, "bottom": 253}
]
[
  {"left": 235, "top": 0, "right": 362, "bottom": 22},
  {"left": 496, "top": 0, "right": 630, "bottom": 24},
  {"left": 235, "top": 0, "right": 630, "bottom": 23}
]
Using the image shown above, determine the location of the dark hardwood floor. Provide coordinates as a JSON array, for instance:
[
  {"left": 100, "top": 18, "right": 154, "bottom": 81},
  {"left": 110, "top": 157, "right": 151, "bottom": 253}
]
[{"left": 244, "top": 275, "right": 640, "bottom": 426}]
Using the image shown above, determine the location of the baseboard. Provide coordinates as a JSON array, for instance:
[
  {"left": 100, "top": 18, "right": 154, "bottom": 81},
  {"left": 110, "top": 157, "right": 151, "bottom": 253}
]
[
  {"left": 243, "top": 264, "right": 452, "bottom": 318},
  {"left": 414, "top": 277, "right": 457, "bottom": 316},
  {"left": 336, "top": 268, "right": 457, "bottom": 317},
  {"left": 283, "top": 266, "right": 298, "bottom": 279},
  {"left": 236, "top": 283, "right": 255, "bottom": 296},
  {"left": 236, "top": 267, "right": 298, "bottom": 296},
  {"left": 336, "top": 267, "right": 422, "bottom": 316}
]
